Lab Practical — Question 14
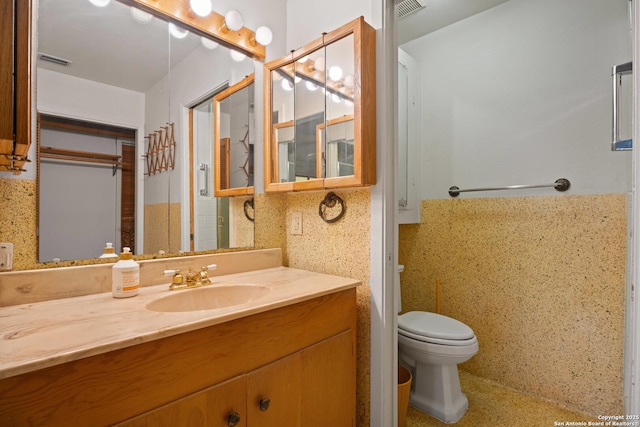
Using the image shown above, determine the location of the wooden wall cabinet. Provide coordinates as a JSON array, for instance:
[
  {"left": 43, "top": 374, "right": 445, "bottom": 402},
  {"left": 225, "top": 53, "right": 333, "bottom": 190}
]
[
  {"left": 0, "top": 289, "right": 356, "bottom": 427},
  {"left": 264, "top": 16, "right": 376, "bottom": 192},
  {"left": 0, "top": 0, "right": 31, "bottom": 173}
]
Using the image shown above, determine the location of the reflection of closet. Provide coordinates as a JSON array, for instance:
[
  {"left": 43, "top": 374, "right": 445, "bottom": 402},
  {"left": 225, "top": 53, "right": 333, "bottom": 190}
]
[{"left": 37, "top": 114, "right": 136, "bottom": 261}]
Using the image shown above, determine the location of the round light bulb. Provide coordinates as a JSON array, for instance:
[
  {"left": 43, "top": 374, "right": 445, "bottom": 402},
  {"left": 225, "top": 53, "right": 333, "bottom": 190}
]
[
  {"left": 225, "top": 10, "right": 244, "bottom": 31},
  {"left": 331, "top": 93, "right": 342, "bottom": 103},
  {"left": 329, "top": 66, "right": 343, "bottom": 82},
  {"left": 169, "top": 23, "right": 189, "bottom": 39},
  {"left": 130, "top": 7, "right": 152, "bottom": 23},
  {"left": 305, "top": 81, "right": 318, "bottom": 91},
  {"left": 230, "top": 49, "right": 246, "bottom": 62},
  {"left": 313, "top": 56, "right": 325, "bottom": 72},
  {"left": 297, "top": 55, "right": 310, "bottom": 63},
  {"left": 255, "top": 26, "right": 273, "bottom": 46},
  {"left": 281, "top": 79, "right": 293, "bottom": 91},
  {"left": 190, "top": 0, "right": 212, "bottom": 17},
  {"left": 343, "top": 74, "right": 355, "bottom": 89},
  {"left": 201, "top": 37, "right": 219, "bottom": 50},
  {"left": 89, "top": 0, "right": 110, "bottom": 7}
]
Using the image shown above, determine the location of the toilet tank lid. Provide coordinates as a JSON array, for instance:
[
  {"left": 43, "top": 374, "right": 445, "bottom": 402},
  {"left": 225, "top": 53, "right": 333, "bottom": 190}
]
[{"left": 398, "top": 311, "right": 475, "bottom": 340}]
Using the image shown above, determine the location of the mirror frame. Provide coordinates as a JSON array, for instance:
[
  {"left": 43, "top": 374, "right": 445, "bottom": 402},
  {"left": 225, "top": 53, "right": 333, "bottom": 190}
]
[
  {"left": 214, "top": 73, "right": 255, "bottom": 197},
  {"left": 263, "top": 16, "right": 376, "bottom": 193}
]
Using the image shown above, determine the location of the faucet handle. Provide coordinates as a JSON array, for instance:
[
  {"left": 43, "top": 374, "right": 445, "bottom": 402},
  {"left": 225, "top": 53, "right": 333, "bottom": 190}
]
[
  {"left": 198, "top": 264, "right": 217, "bottom": 285},
  {"left": 164, "top": 269, "right": 186, "bottom": 290}
]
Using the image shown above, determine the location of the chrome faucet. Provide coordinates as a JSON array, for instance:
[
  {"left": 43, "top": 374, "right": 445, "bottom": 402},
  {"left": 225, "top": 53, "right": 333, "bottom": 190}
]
[{"left": 163, "top": 264, "right": 218, "bottom": 290}]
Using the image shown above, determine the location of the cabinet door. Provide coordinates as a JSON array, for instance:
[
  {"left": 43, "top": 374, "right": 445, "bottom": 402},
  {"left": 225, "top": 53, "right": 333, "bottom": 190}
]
[
  {"left": 247, "top": 352, "right": 302, "bottom": 426},
  {"left": 115, "top": 375, "right": 247, "bottom": 427},
  {"left": 300, "top": 330, "right": 355, "bottom": 426}
]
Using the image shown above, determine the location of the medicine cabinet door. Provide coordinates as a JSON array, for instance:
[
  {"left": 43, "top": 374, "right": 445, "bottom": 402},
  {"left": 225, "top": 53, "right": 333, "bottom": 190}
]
[{"left": 214, "top": 74, "right": 254, "bottom": 197}]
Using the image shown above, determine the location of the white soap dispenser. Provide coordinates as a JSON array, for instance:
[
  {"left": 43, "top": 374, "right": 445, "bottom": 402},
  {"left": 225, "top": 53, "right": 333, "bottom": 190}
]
[
  {"left": 99, "top": 243, "right": 118, "bottom": 258},
  {"left": 112, "top": 247, "right": 139, "bottom": 298}
]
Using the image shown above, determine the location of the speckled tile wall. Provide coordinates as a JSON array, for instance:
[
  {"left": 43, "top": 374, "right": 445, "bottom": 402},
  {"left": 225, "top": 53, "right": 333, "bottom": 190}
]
[
  {"left": 257, "top": 188, "right": 372, "bottom": 427},
  {"left": 144, "top": 203, "right": 182, "bottom": 254},
  {"left": 399, "top": 194, "right": 626, "bottom": 416},
  {"left": 0, "top": 178, "right": 37, "bottom": 270},
  {"left": 254, "top": 193, "right": 288, "bottom": 263},
  {"left": 230, "top": 196, "right": 255, "bottom": 248}
]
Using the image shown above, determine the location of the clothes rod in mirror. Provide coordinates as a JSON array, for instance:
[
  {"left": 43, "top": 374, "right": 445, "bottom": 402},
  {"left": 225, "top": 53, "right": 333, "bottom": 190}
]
[
  {"left": 116, "top": 0, "right": 268, "bottom": 59},
  {"left": 448, "top": 178, "right": 570, "bottom": 197}
]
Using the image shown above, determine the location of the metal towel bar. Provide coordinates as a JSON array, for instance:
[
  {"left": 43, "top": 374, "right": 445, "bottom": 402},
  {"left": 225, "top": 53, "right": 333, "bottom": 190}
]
[{"left": 448, "top": 178, "right": 570, "bottom": 197}]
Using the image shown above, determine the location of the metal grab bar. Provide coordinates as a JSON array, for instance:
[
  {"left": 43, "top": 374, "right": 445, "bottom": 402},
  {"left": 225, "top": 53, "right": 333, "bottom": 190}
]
[{"left": 448, "top": 178, "right": 570, "bottom": 197}]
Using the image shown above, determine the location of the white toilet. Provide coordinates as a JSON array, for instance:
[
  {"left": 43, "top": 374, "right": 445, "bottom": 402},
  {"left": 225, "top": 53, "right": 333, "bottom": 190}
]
[{"left": 396, "top": 267, "right": 479, "bottom": 424}]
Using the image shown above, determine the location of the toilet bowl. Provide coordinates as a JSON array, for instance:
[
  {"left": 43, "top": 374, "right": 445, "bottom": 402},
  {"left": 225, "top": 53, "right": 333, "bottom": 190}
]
[{"left": 398, "top": 311, "right": 478, "bottom": 424}]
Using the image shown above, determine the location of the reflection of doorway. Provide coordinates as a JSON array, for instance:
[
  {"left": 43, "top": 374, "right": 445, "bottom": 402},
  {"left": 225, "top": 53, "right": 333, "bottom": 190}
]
[
  {"left": 189, "top": 87, "right": 231, "bottom": 252},
  {"left": 37, "top": 114, "right": 136, "bottom": 261}
]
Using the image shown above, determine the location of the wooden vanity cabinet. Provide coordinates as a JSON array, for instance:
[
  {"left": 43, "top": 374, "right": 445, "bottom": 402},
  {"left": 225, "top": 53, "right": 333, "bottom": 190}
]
[
  {"left": 0, "top": 289, "right": 356, "bottom": 427},
  {"left": 117, "top": 331, "right": 353, "bottom": 426}
]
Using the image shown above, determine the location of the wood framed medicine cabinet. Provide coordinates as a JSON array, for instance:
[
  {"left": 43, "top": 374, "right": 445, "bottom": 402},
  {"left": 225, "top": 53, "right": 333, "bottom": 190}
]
[
  {"left": 263, "top": 16, "right": 376, "bottom": 193},
  {"left": 0, "top": 0, "right": 31, "bottom": 173},
  {"left": 214, "top": 74, "right": 255, "bottom": 197}
]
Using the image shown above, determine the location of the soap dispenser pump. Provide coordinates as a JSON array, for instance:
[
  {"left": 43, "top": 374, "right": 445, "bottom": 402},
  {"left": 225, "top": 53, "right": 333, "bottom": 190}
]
[{"left": 112, "top": 247, "right": 139, "bottom": 298}]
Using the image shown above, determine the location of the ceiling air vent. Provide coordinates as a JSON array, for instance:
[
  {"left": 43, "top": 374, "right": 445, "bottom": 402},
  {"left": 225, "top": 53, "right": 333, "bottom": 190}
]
[
  {"left": 38, "top": 53, "right": 72, "bottom": 67},
  {"left": 396, "top": 0, "right": 427, "bottom": 19}
]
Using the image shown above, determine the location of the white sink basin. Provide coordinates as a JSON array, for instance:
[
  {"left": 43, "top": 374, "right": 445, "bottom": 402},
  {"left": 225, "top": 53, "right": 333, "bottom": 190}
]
[{"left": 146, "top": 284, "right": 270, "bottom": 312}]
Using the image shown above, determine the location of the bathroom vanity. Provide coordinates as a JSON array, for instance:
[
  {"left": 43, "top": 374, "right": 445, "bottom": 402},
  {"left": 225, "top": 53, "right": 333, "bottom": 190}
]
[{"left": 0, "top": 266, "right": 358, "bottom": 426}]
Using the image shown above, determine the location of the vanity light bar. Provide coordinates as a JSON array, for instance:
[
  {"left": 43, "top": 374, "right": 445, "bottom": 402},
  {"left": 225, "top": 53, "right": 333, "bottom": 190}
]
[{"left": 117, "top": 0, "right": 266, "bottom": 60}]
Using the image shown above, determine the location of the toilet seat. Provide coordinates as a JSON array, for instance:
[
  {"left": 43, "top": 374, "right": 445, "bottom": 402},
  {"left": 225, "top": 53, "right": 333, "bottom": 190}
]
[
  {"left": 398, "top": 311, "right": 476, "bottom": 345},
  {"left": 398, "top": 328, "right": 478, "bottom": 346}
]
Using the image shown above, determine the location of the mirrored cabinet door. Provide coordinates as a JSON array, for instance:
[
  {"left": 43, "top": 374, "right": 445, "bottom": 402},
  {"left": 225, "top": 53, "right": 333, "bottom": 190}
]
[
  {"left": 214, "top": 74, "right": 254, "bottom": 197},
  {"left": 324, "top": 33, "right": 356, "bottom": 182},
  {"left": 292, "top": 45, "right": 326, "bottom": 191},
  {"left": 264, "top": 16, "right": 376, "bottom": 193},
  {"left": 268, "top": 63, "right": 295, "bottom": 190}
]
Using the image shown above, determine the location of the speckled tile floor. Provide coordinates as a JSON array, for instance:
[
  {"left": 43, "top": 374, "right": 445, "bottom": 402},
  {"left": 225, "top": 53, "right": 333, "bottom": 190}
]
[{"left": 404, "top": 371, "right": 599, "bottom": 427}]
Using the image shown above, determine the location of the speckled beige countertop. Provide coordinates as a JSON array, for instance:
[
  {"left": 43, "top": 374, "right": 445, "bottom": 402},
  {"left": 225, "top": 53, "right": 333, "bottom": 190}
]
[{"left": 0, "top": 266, "right": 360, "bottom": 380}]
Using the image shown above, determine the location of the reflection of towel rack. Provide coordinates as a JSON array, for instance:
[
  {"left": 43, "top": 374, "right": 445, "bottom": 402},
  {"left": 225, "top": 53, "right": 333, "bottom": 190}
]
[
  {"left": 448, "top": 178, "right": 570, "bottom": 197},
  {"left": 612, "top": 61, "right": 632, "bottom": 151}
]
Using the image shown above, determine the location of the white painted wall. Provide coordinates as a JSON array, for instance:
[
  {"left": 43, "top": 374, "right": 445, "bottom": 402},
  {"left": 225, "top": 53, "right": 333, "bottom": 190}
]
[
  {"left": 37, "top": 68, "right": 145, "bottom": 129},
  {"left": 401, "top": 0, "right": 632, "bottom": 199},
  {"left": 286, "top": 0, "right": 376, "bottom": 49}
]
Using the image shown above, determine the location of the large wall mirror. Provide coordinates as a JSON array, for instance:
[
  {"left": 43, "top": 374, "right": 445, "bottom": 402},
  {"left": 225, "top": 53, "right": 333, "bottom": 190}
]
[{"left": 35, "top": 0, "right": 256, "bottom": 263}]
